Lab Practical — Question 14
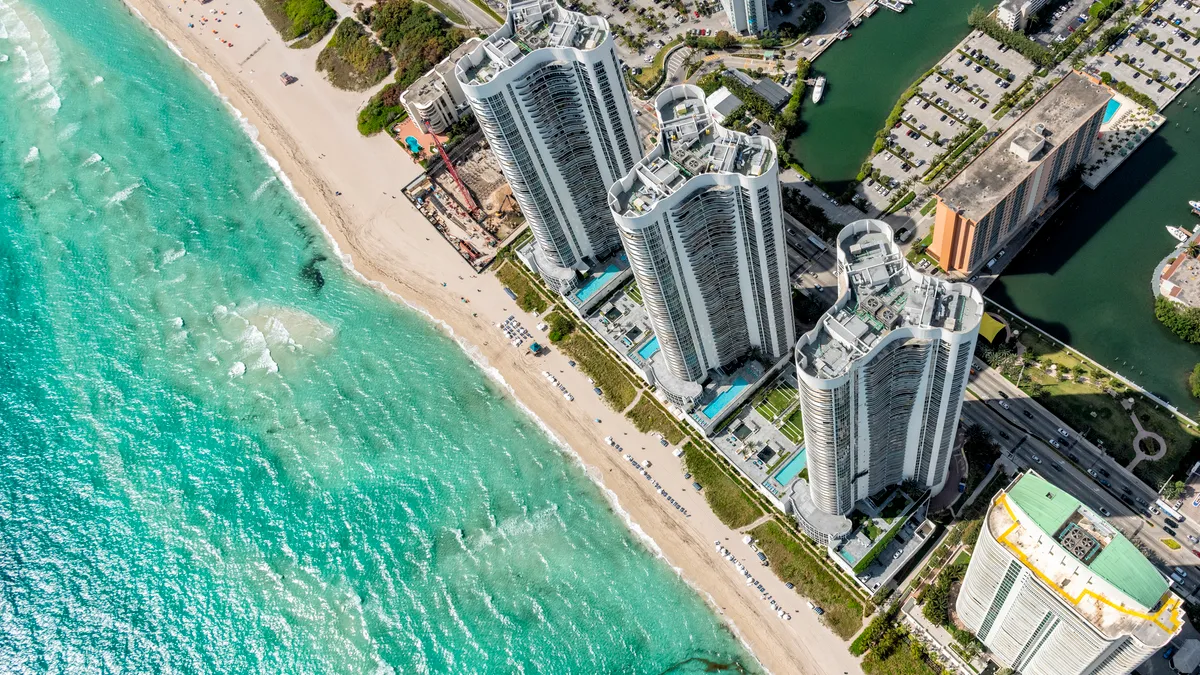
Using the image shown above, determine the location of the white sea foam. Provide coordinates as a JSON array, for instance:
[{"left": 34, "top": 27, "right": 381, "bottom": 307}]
[
  {"left": 91, "top": 75, "right": 103, "bottom": 85},
  {"left": 0, "top": 55, "right": 8, "bottom": 63},
  {"left": 23, "top": 146, "right": 37, "bottom": 163},
  {"left": 251, "top": 176, "right": 276, "bottom": 200},
  {"left": 229, "top": 361, "right": 246, "bottom": 377},
  {"left": 162, "top": 248, "right": 186, "bottom": 266},
  {"left": 82, "top": 152, "right": 102, "bottom": 167},
  {"left": 58, "top": 122, "right": 79, "bottom": 140},
  {"left": 33, "top": 81, "right": 59, "bottom": 110},
  {"left": 106, "top": 182, "right": 141, "bottom": 206}
]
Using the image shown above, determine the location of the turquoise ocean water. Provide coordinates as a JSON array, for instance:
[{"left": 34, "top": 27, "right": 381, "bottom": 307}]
[{"left": 0, "top": 1, "right": 760, "bottom": 672}]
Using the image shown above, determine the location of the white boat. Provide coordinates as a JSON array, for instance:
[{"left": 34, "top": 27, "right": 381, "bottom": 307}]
[
  {"left": 1168, "top": 225, "right": 1191, "bottom": 241},
  {"left": 864, "top": 2, "right": 878, "bottom": 16},
  {"left": 1190, "top": 200, "right": 1200, "bottom": 214},
  {"left": 811, "top": 76, "right": 826, "bottom": 104},
  {"left": 898, "top": 0, "right": 913, "bottom": 5},
  {"left": 836, "top": 29, "right": 851, "bottom": 40}
]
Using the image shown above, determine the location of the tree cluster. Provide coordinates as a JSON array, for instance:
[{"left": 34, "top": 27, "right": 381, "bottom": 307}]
[
  {"left": 968, "top": 5, "right": 1055, "bottom": 66},
  {"left": 1156, "top": 296, "right": 1200, "bottom": 344},
  {"left": 317, "top": 18, "right": 393, "bottom": 91}
]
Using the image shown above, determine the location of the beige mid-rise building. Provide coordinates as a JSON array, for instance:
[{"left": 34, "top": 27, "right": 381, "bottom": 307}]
[{"left": 930, "top": 74, "right": 1110, "bottom": 274}]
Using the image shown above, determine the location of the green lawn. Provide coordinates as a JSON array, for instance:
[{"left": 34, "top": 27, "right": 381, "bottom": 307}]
[
  {"left": 626, "top": 394, "right": 686, "bottom": 445},
  {"left": 683, "top": 445, "right": 764, "bottom": 529},
  {"left": 953, "top": 550, "right": 972, "bottom": 567},
  {"left": 495, "top": 261, "right": 549, "bottom": 315},
  {"left": 753, "top": 381, "right": 798, "bottom": 422},
  {"left": 634, "top": 37, "right": 682, "bottom": 89},
  {"left": 626, "top": 280, "right": 643, "bottom": 305},
  {"left": 749, "top": 520, "right": 865, "bottom": 639},
  {"left": 1009, "top": 327, "right": 1200, "bottom": 476},
  {"left": 779, "top": 407, "right": 805, "bottom": 444}
]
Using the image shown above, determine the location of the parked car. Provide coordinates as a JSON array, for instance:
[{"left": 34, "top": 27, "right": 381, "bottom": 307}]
[{"left": 808, "top": 601, "right": 824, "bottom": 615}]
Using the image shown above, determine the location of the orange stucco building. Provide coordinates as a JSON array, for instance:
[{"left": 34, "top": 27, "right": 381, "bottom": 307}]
[{"left": 929, "top": 74, "right": 1110, "bottom": 274}]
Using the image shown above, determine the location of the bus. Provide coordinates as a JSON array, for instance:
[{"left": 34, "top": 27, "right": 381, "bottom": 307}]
[{"left": 1156, "top": 499, "right": 1185, "bottom": 523}]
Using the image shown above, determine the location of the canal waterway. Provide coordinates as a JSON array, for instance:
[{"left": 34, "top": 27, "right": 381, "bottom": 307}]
[
  {"left": 989, "top": 85, "right": 1200, "bottom": 414},
  {"left": 788, "top": 0, "right": 976, "bottom": 190}
]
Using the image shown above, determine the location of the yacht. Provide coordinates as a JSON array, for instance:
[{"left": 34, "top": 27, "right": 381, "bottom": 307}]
[
  {"left": 1168, "top": 225, "right": 1191, "bottom": 242},
  {"left": 1189, "top": 199, "right": 1200, "bottom": 214},
  {"left": 811, "top": 76, "right": 826, "bottom": 104}
]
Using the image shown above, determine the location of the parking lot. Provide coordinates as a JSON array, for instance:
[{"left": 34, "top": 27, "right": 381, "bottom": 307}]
[
  {"left": 859, "top": 32, "right": 1037, "bottom": 208},
  {"left": 1088, "top": 1, "right": 1200, "bottom": 109},
  {"left": 1031, "top": 0, "right": 1099, "bottom": 46}
]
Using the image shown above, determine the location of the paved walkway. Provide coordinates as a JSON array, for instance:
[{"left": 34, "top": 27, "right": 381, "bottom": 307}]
[
  {"left": 1126, "top": 412, "right": 1167, "bottom": 471},
  {"left": 739, "top": 513, "right": 775, "bottom": 534}
]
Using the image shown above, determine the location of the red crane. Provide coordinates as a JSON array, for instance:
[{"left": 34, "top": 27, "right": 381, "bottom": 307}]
[{"left": 424, "top": 120, "right": 481, "bottom": 219}]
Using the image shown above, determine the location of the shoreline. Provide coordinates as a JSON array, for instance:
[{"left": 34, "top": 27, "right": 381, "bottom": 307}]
[{"left": 119, "top": 1, "right": 866, "bottom": 673}]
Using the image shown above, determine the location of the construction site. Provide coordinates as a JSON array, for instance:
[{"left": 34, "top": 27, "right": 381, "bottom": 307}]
[{"left": 401, "top": 129, "right": 525, "bottom": 272}]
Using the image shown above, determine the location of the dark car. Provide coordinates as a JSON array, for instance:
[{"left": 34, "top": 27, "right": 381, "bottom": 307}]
[
  {"left": 1166, "top": 518, "right": 1180, "bottom": 528},
  {"left": 1099, "top": 468, "right": 1111, "bottom": 478},
  {"left": 1069, "top": 453, "right": 1079, "bottom": 462},
  {"left": 1165, "top": 526, "right": 1178, "bottom": 537},
  {"left": 1023, "top": 410, "right": 1034, "bottom": 419},
  {"left": 692, "top": 482, "right": 703, "bottom": 491}
]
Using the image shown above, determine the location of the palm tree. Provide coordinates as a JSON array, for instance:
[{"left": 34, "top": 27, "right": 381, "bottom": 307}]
[{"left": 1186, "top": 242, "right": 1200, "bottom": 258}]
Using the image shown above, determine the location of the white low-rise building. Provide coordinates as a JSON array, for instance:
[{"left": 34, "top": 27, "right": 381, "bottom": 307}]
[
  {"left": 958, "top": 471, "right": 1183, "bottom": 675},
  {"left": 401, "top": 38, "right": 481, "bottom": 134}
]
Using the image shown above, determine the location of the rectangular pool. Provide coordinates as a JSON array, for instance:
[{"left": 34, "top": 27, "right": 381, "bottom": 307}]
[
  {"left": 575, "top": 265, "right": 620, "bottom": 302},
  {"left": 1102, "top": 98, "right": 1120, "bottom": 123},
  {"left": 773, "top": 449, "right": 807, "bottom": 485},
  {"left": 702, "top": 377, "right": 749, "bottom": 419},
  {"left": 636, "top": 336, "right": 660, "bottom": 360}
]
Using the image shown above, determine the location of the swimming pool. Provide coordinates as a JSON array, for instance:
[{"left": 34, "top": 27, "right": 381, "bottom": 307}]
[
  {"left": 636, "top": 336, "right": 660, "bottom": 360},
  {"left": 701, "top": 377, "right": 749, "bottom": 419},
  {"left": 773, "top": 449, "right": 807, "bottom": 485},
  {"left": 575, "top": 265, "right": 620, "bottom": 302},
  {"left": 404, "top": 135, "right": 422, "bottom": 154},
  {"left": 1102, "top": 98, "right": 1120, "bottom": 124}
]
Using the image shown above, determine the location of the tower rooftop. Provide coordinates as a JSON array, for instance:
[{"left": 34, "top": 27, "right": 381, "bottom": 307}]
[{"left": 798, "top": 221, "right": 981, "bottom": 379}]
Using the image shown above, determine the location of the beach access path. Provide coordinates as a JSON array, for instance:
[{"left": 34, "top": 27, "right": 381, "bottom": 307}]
[{"left": 123, "top": 1, "right": 867, "bottom": 673}]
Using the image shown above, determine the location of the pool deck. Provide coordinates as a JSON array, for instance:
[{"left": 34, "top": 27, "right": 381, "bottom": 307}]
[
  {"left": 1082, "top": 92, "right": 1167, "bottom": 189},
  {"left": 567, "top": 254, "right": 632, "bottom": 314}
]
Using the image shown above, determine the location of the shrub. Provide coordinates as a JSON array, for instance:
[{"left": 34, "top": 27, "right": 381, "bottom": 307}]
[
  {"left": 495, "top": 262, "right": 548, "bottom": 314},
  {"left": 357, "top": 82, "right": 408, "bottom": 136},
  {"left": 255, "top": 0, "right": 338, "bottom": 45},
  {"left": 626, "top": 395, "right": 686, "bottom": 444},
  {"left": 558, "top": 334, "right": 639, "bottom": 410},
  {"left": 750, "top": 520, "right": 865, "bottom": 638},
  {"left": 684, "top": 445, "right": 764, "bottom": 529},
  {"left": 1156, "top": 296, "right": 1200, "bottom": 343},
  {"left": 317, "top": 18, "right": 392, "bottom": 90},
  {"left": 1191, "top": 363, "right": 1200, "bottom": 399}
]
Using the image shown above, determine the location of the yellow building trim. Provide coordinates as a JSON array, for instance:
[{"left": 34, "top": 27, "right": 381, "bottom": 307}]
[{"left": 991, "top": 493, "right": 1182, "bottom": 634}]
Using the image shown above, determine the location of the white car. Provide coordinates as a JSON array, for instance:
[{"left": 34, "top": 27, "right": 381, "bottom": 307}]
[
  {"left": 1031, "top": 454, "right": 1042, "bottom": 464},
  {"left": 1048, "top": 439, "right": 1061, "bottom": 449},
  {"left": 998, "top": 400, "right": 1011, "bottom": 410},
  {"left": 1057, "top": 427, "right": 1070, "bottom": 438}
]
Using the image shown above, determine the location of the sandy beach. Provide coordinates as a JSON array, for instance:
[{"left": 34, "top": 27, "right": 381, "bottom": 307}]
[{"left": 120, "top": 1, "right": 865, "bottom": 672}]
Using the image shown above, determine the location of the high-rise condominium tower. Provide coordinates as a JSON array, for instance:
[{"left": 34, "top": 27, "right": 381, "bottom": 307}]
[
  {"left": 722, "top": 0, "right": 768, "bottom": 34},
  {"left": 455, "top": 0, "right": 642, "bottom": 293},
  {"left": 958, "top": 471, "right": 1181, "bottom": 675},
  {"left": 792, "top": 220, "right": 982, "bottom": 542},
  {"left": 608, "top": 85, "right": 793, "bottom": 409}
]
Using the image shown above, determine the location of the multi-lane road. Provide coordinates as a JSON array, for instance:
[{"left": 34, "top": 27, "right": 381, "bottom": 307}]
[{"left": 965, "top": 359, "right": 1200, "bottom": 600}]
